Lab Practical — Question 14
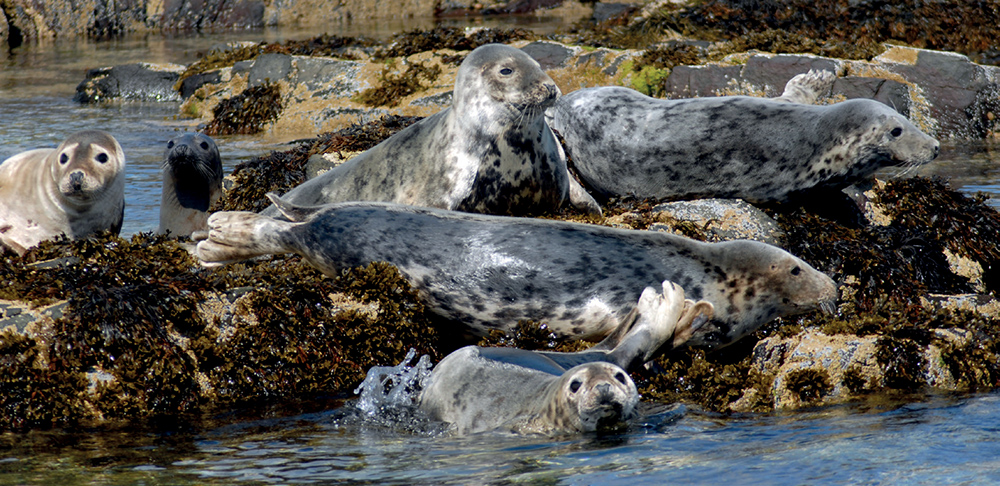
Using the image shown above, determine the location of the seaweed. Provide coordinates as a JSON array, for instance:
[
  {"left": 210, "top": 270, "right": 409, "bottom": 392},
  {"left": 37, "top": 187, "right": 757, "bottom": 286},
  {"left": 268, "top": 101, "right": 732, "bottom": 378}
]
[
  {"left": 356, "top": 60, "right": 442, "bottom": 108},
  {"left": 374, "top": 26, "right": 536, "bottom": 61},
  {"left": 203, "top": 82, "right": 283, "bottom": 136}
]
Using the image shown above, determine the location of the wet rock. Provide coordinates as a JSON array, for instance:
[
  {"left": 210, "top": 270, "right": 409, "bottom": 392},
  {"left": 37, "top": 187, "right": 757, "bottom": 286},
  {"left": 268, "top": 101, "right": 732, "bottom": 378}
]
[
  {"left": 74, "top": 63, "right": 185, "bottom": 103},
  {"left": 650, "top": 199, "right": 784, "bottom": 245},
  {"left": 248, "top": 53, "right": 293, "bottom": 87}
]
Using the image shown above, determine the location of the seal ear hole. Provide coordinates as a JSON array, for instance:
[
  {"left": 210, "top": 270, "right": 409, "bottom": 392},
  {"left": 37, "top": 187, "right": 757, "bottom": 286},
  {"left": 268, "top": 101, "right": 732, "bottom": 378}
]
[
  {"left": 59, "top": 154, "right": 69, "bottom": 164},
  {"left": 890, "top": 127, "right": 903, "bottom": 137},
  {"left": 500, "top": 67, "right": 513, "bottom": 76},
  {"left": 791, "top": 266, "right": 801, "bottom": 276},
  {"left": 96, "top": 153, "right": 109, "bottom": 164},
  {"left": 614, "top": 372, "right": 627, "bottom": 385},
  {"left": 569, "top": 379, "right": 582, "bottom": 393}
]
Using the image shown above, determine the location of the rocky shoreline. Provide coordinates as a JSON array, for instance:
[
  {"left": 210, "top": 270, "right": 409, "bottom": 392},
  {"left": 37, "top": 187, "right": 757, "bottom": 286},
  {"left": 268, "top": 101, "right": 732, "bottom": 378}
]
[{"left": 3, "top": 1, "right": 1000, "bottom": 431}]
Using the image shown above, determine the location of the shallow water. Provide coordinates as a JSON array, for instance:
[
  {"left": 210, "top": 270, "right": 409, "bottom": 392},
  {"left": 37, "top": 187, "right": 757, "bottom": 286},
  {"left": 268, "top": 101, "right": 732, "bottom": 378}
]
[{"left": 2, "top": 17, "right": 1000, "bottom": 486}]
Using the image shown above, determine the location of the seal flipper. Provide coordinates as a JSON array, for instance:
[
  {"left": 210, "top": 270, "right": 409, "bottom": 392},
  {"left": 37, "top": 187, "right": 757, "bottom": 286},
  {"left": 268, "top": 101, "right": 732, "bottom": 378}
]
[
  {"left": 195, "top": 209, "right": 298, "bottom": 266},
  {"left": 773, "top": 69, "right": 836, "bottom": 105},
  {"left": 266, "top": 192, "right": 325, "bottom": 223}
]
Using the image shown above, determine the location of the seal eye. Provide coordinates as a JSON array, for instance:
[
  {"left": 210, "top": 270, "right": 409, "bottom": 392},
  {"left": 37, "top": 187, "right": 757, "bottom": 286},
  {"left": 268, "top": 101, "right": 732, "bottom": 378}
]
[
  {"left": 569, "top": 379, "right": 582, "bottom": 393},
  {"left": 167, "top": 140, "right": 174, "bottom": 149},
  {"left": 791, "top": 266, "right": 801, "bottom": 276},
  {"left": 200, "top": 142, "right": 210, "bottom": 150},
  {"left": 614, "top": 372, "right": 627, "bottom": 385},
  {"left": 96, "top": 153, "right": 109, "bottom": 164},
  {"left": 59, "top": 154, "right": 69, "bottom": 164},
  {"left": 500, "top": 67, "right": 513, "bottom": 76},
  {"left": 890, "top": 127, "right": 903, "bottom": 137}
]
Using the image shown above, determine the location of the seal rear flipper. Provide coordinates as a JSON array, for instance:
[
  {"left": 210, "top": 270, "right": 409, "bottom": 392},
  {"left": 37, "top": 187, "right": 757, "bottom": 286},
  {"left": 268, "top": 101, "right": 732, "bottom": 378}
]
[
  {"left": 266, "top": 192, "right": 324, "bottom": 223},
  {"left": 195, "top": 210, "right": 296, "bottom": 266}
]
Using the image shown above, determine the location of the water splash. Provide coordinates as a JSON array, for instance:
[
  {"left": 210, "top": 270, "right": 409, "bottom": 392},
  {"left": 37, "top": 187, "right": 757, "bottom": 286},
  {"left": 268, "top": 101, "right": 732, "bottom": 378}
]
[{"left": 354, "top": 348, "right": 434, "bottom": 417}]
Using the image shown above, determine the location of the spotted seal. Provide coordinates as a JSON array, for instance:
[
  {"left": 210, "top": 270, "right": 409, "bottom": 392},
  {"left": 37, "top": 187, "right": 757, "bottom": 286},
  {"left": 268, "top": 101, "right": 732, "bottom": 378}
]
[
  {"left": 0, "top": 130, "right": 125, "bottom": 255},
  {"left": 419, "top": 281, "right": 711, "bottom": 435},
  {"left": 157, "top": 133, "right": 223, "bottom": 237},
  {"left": 546, "top": 70, "right": 940, "bottom": 203},
  {"left": 197, "top": 194, "right": 836, "bottom": 348},
  {"left": 264, "top": 43, "right": 600, "bottom": 217}
]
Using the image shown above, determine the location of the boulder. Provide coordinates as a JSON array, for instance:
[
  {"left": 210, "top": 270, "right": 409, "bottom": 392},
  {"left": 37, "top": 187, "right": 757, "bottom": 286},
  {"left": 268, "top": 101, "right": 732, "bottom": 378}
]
[{"left": 73, "top": 62, "right": 185, "bottom": 103}]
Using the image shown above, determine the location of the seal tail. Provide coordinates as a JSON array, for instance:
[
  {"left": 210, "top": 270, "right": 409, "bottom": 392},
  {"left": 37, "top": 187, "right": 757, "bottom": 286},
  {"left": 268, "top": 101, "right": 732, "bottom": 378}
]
[{"left": 195, "top": 209, "right": 296, "bottom": 266}]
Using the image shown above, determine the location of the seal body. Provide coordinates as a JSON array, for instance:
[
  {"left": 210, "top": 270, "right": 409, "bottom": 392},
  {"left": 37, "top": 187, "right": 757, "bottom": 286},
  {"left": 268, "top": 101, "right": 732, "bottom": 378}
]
[
  {"left": 546, "top": 84, "right": 940, "bottom": 203},
  {"left": 158, "top": 132, "right": 223, "bottom": 237},
  {"left": 266, "top": 43, "right": 599, "bottom": 217},
  {"left": 419, "top": 348, "right": 639, "bottom": 435},
  {"left": 0, "top": 130, "right": 125, "bottom": 255},
  {"left": 197, "top": 197, "right": 837, "bottom": 348}
]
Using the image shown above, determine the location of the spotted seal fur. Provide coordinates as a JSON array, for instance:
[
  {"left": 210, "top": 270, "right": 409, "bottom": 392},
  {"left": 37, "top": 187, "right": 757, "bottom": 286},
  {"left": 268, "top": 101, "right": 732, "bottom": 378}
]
[
  {"left": 419, "top": 281, "right": 711, "bottom": 435},
  {"left": 546, "top": 70, "right": 940, "bottom": 203},
  {"left": 0, "top": 130, "right": 125, "bottom": 255},
  {"left": 158, "top": 132, "right": 223, "bottom": 237},
  {"left": 197, "top": 194, "right": 836, "bottom": 348},
  {"left": 264, "top": 43, "right": 600, "bottom": 217}
]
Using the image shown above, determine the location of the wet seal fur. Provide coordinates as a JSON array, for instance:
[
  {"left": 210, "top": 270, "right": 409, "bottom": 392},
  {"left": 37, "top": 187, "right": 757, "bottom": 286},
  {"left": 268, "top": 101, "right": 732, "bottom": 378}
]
[
  {"left": 197, "top": 195, "right": 837, "bottom": 348},
  {"left": 0, "top": 130, "right": 125, "bottom": 255},
  {"left": 265, "top": 43, "right": 599, "bottom": 217},
  {"left": 158, "top": 133, "right": 223, "bottom": 237},
  {"left": 419, "top": 281, "right": 712, "bottom": 435},
  {"left": 546, "top": 70, "right": 940, "bottom": 203}
]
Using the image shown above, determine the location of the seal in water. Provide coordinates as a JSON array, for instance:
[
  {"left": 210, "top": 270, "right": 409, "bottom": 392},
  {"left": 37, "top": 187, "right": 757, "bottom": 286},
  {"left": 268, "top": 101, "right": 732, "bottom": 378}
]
[
  {"left": 0, "top": 130, "right": 125, "bottom": 255},
  {"left": 196, "top": 194, "right": 837, "bottom": 348},
  {"left": 264, "top": 43, "right": 600, "bottom": 217},
  {"left": 158, "top": 132, "right": 224, "bottom": 237},
  {"left": 546, "top": 70, "right": 940, "bottom": 203},
  {"left": 419, "top": 281, "right": 711, "bottom": 435}
]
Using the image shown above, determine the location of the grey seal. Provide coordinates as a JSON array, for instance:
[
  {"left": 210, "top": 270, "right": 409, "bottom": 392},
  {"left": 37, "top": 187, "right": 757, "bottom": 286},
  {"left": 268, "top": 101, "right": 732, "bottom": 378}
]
[
  {"left": 157, "top": 132, "right": 223, "bottom": 237},
  {"left": 546, "top": 71, "right": 940, "bottom": 203},
  {"left": 196, "top": 194, "right": 837, "bottom": 348},
  {"left": 0, "top": 130, "right": 125, "bottom": 255},
  {"left": 419, "top": 281, "right": 712, "bottom": 435},
  {"left": 265, "top": 43, "right": 599, "bottom": 217}
]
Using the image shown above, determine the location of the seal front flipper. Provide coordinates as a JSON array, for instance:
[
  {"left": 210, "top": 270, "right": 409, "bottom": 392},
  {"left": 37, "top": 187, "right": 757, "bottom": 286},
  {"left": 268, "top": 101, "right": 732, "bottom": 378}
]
[{"left": 773, "top": 69, "right": 836, "bottom": 105}]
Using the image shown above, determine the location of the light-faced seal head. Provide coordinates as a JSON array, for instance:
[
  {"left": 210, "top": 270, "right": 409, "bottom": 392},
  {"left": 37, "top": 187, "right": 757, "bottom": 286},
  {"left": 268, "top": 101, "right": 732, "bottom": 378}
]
[
  {"left": 50, "top": 130, "right": 125, "bottom": 207},
  {"left": 455, "top": 44, "right": 560, "bottom": 124},
  {"left": 552, "top": 362, "right": 639, "bottom": 433}
]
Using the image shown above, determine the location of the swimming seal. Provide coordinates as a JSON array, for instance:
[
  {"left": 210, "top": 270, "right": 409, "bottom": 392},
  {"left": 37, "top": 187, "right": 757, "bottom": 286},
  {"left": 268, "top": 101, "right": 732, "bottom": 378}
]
[
  {"left": 158, "top": 132, "right": 223, "bottom": 237},
  {"left": 196, "top": 194, "right": 837, "bottom": 348},
  {"left": 0, "top": 130, "right": 125, "bottom": 255},
  {"left": 264, "top": 43, "right": 600, "bottom": 217},
  {"left": 419, "top": 281, "right": 711, "bottom": 435},
  {"left": 546, "top": 70, "right": 940, "bottom": 203}
]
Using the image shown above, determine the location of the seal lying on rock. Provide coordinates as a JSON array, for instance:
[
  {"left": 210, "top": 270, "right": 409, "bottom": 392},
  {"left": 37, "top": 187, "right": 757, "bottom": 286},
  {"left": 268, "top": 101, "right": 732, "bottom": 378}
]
[
  {"left": 264, "top": 43, "right": 600, "bottom": 217},
  {"left": 158, "top": 133, "right": 224, "bottom": 237},
  {"left": 419, "top": 281, "right": 712, "bottom": 435},
  {"left": 0, "top": 130, "right": 125, "bottom": 255},
  {"left": 546, "top": 71, "right": 940, "bottom": 203},
  {"left": 197, "top": 194, "right": 837, "bottom": 348}
]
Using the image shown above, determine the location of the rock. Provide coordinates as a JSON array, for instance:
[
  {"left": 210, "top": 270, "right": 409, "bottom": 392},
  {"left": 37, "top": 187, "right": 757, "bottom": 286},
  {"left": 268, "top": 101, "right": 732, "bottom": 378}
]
[
  {"left": 520, "top": 41, "right": 577, "bottom": 70},
  {"left": 178, "top": 70, "right": 222, "bottom": 99},
  {"left": 872, "top": 45, "right": 1000, "bottom": 138},
  {"left": 740, "top": 54, "right": 842, "bottom": 97},
  {"left": 73, "top": 63, "right": 185, "bottom": 103},
  {"left": 650, "top": 199, "right": 784, "bottom": 245},
  {"left": 832, "top": 76, "right": 911, "bottom": 117},
  {"left": 159, "top": 0, "right": 266, "bottom": 30}
]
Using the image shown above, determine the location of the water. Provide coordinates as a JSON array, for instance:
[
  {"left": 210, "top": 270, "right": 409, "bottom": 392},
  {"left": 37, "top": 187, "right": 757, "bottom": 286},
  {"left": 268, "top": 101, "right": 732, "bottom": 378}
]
[{"left": 2, "top": 18, "right": 1000, "bottom": 486}]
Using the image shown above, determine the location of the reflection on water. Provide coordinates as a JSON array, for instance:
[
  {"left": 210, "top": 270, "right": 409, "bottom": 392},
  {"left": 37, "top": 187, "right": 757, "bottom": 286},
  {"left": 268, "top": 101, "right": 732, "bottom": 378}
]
[
  {"left": 877, "top": 140, "right": 1000, "bottom": 205},
  {"left": 1, "top": 393, "right": 999, "bottom": 484}
]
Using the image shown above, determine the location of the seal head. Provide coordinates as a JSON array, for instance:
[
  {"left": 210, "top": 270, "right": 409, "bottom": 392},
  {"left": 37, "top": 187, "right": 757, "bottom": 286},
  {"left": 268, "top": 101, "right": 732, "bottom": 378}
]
[{"left": 158, "top": 132, "right": 223, "bottom": 236}]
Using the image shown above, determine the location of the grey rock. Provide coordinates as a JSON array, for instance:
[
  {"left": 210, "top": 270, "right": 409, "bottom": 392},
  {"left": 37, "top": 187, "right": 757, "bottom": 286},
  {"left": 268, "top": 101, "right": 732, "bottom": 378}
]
[
  {"left": 593, "top": 2, "right": 634, "bottom": 22},
  {"left": 665, "top": 64, "right": 743, "bottom": 98},
  {"left": 411, "top": 91, "right": 453, "bottom": 107},
  {"left": 293, "top": 57, "right": 364, "bottom": 96},
  {"left": 520, "top": 41, "right": 575, "bottom": 70},
  {"left": 740, "top": 54, "right": 841, "bottom": 97},
  {"left": 178, "top": 70, "right": 222, "bottom": 99},
  {"left": 832, "top": 76, "right": 911, "bottom": 117},
  {"left": 73, "top": 63, "right": 184, "bottom": 103},
  {"left": 248, "top": 53, "right": 293, "bottom": 87},
  {"left": 650, "top": 199, "right": 784, "bottom": 245}
]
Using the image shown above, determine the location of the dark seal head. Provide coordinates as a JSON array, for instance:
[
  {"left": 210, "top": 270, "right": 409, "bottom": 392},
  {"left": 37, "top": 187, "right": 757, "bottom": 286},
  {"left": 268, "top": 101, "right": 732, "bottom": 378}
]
[{"left": 158, "top": 132, "right": 223, "bottom": 237}]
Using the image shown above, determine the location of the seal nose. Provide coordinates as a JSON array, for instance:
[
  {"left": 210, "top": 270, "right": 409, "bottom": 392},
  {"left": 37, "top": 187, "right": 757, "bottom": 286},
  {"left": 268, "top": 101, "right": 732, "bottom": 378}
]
[
  {"left": 70, "top": 171, "right": 85, "bottom": 190},
  {"left": 933, "top": 142, "right": 940, "bottom": 159}
]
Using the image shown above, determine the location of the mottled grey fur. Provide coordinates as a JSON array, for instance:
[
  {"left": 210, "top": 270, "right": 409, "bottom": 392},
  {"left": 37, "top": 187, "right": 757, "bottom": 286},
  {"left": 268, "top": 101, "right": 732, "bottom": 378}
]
[
  {"left": 197, "top": 197, "right": 837, "bottom": 348},
  {"left": 264, "top": 43, "right": 599, "bottom": 217},
  {"left": 419, "top": 281, "right": 711, "bottom": 435},
  {"left": 158, "top": 133, "right": 223, "bottom": 237},
  {"left": 546, "top": 71, "right": 939, "bottom": 203}
]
